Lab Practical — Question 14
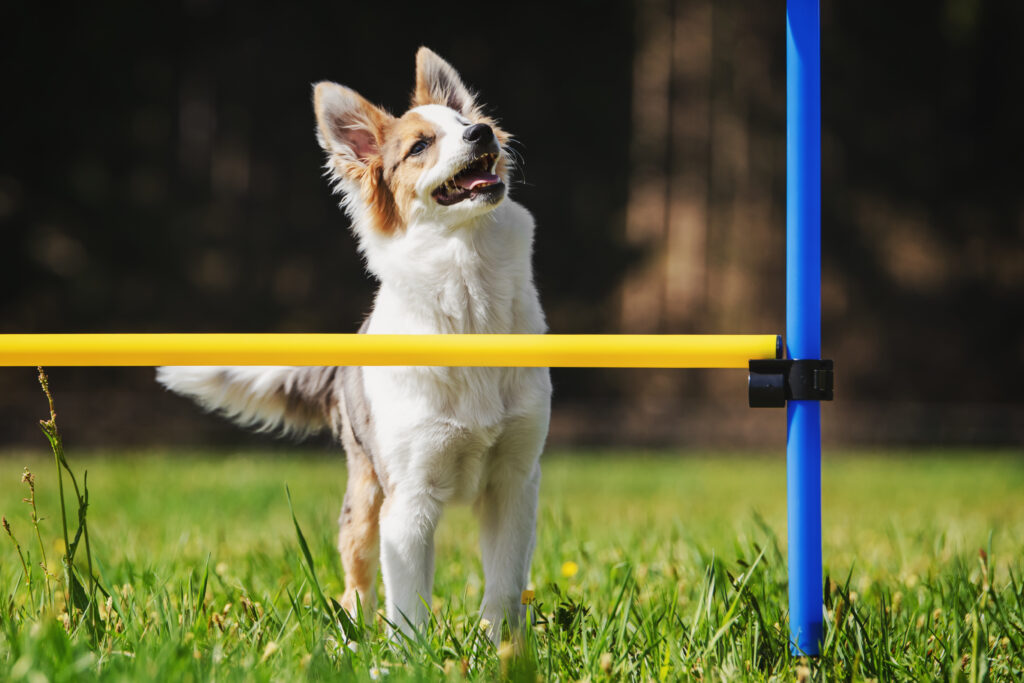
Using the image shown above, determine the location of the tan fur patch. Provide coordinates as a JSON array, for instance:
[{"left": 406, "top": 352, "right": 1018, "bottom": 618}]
[
  {"left": 338, "top": 449, "right": 384, "bottom": 616},
  {"left": 329, "top": 154, "right": 401, "bottom": 236},
  {"left": 362, "top": 159, "right": 402, "bottom": 235},
  {"left": 380, "top": 112, "right": 442, "bottom": 221}
]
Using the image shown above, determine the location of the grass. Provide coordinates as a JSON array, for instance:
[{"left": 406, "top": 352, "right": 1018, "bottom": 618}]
[{"left": 1, "top": 410, "right": 1022, "bottom": 679}]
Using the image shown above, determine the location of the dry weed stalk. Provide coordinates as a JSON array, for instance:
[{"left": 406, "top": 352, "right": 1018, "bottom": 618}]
[
  {"left": 2, "top": 514, "right": 34, "bottom": 603},
  {"left": 21, "top": 467, "right": 53, "bottom": 608},
  {"left": 37, "top": 366, "right": 101, "bottom": 640}
]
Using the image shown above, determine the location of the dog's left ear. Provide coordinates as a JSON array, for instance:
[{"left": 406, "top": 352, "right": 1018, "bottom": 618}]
[{"left": 412, "top": 47, "right": 479, "bottom": 116}]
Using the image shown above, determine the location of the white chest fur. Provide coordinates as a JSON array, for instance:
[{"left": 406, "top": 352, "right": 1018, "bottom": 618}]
[{"left": 359, "top": 200, "right": 550, "bottom": 502}]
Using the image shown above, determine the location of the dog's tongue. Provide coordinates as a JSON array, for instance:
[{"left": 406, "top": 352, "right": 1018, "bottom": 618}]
[{"left": 455, "top": 170, "right": 500, "bottom": 190}]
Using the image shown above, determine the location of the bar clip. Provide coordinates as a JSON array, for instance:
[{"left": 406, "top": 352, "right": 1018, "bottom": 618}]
[{"left": 748, "top": 359, "right": 834, "bottom": 408}]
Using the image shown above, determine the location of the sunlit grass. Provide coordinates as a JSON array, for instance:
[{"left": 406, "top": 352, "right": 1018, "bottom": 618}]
[{"left": 1, "top": 447, "right": 1022, "bottom": 680}]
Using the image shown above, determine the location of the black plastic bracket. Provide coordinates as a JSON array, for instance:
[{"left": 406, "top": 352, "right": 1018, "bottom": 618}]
[{"left": 748, "top": 359, "right": 834, "bottom": 408}]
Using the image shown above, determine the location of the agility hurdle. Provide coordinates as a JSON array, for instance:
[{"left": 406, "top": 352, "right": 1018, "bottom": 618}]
[{"left": 0, "top": 0, "right": 829, "bottom": 656}]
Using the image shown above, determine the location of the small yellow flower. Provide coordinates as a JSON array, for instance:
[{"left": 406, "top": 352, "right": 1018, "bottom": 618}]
[
  {"left": 521, "top": 589, "right": 535, "bottom": 605},
  {"left": 561, "top": 561, "right": 579, "bottom": 578}
]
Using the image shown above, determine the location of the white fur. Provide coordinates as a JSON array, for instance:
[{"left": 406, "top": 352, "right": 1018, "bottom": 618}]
[
  {"left": 159, "top": 52, "right": 551, "bottom": 644},
  {"left": 155, "top": 365, "right": 329, "bottom": 436}
]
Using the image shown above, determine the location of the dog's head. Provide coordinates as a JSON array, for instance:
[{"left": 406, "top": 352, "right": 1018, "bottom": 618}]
[{"left": 314, "top": 48, "right": 511, "bottom": 239}]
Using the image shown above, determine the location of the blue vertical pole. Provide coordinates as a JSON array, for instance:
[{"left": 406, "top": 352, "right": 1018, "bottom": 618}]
[{"left": 786, "top": 0, "right": 823, "bottom": 656}]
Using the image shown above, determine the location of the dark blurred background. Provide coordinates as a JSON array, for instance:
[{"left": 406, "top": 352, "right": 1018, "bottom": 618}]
[{"left": 1, "top": 1, "right": 1022, "bottom": 449}]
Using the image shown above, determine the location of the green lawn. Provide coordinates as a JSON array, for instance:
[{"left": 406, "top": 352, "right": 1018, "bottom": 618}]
[{"left": 1, "top": 448, "right": 1022, "bottom": 681}]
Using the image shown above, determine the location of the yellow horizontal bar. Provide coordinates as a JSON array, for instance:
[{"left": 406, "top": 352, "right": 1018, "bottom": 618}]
[{"left": 0, "top": 334, "right": 780, "bottom": 368}]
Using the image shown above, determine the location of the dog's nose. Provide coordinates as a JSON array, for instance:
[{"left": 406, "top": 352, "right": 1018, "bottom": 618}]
[{"left": 463, "top": 123, "right": 494, "bottom": 144}]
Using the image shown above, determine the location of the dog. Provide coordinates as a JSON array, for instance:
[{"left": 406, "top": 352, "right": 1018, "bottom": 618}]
[{"left": 157, "top": 47, "right": 551, "bottom": 642}]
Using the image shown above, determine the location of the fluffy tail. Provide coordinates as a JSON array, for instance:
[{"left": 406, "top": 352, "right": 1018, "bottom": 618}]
[{"left": 156, "top": 366, "right": 340, "bottom": 437}]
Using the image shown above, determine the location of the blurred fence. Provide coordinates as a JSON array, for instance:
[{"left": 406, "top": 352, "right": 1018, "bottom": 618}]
[{"left": 1, "top": 1, "right": 1021, "bottom": 447}]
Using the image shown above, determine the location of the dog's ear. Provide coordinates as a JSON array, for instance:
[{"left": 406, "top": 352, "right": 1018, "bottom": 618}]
[
  {"left": 411, "top": 47, "right": 479, "bottom": 116},
  {"left": 313, "top": 82, "right": 400, "bottom": 234},
  {"left": 313, "top": 82, "right": 393, "bottom": 163}
]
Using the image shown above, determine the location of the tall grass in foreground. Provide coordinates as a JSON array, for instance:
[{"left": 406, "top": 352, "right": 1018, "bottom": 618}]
[
  {"left": 3, "top": 369, "right": 106, "bottom": 646},
  {"left": 0, "top": 377, "right": 1022, "bottom": 680}
]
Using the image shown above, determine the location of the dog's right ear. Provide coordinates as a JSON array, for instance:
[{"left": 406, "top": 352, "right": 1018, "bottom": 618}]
[{"left": 313, "top": 82, "right": 393, "bottom": 164}]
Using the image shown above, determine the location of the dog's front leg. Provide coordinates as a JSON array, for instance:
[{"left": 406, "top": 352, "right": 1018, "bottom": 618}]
[
  {"left": 477, "top": 410, "right": 548, "bottom": 643},
  {"left": 379, "top": 485, "right": 442, "bottom": 637},
  {"left": 478, "top": 460, "right": 541, "bottom": 643}
]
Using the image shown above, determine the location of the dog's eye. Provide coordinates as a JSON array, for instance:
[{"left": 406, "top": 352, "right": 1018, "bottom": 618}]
[{"left": 408, "top": 139, "right": 430, "bottom": 157}]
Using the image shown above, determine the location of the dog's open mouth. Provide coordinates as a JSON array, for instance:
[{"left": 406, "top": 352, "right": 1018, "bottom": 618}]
[{"left": 432, "top": 153, "right": 503, "bottom": 206}]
